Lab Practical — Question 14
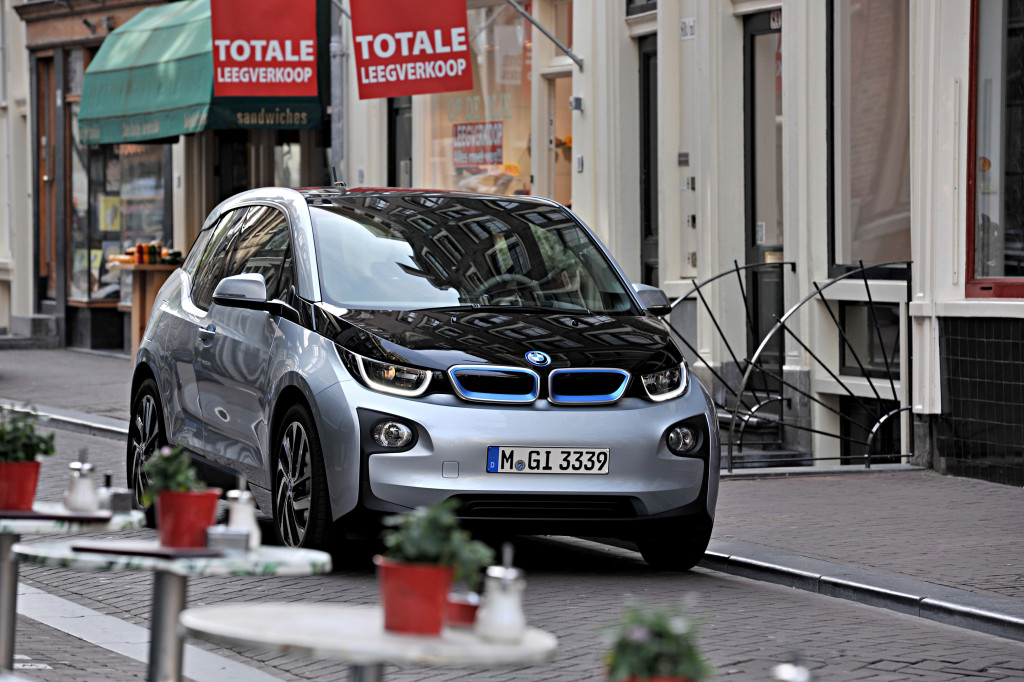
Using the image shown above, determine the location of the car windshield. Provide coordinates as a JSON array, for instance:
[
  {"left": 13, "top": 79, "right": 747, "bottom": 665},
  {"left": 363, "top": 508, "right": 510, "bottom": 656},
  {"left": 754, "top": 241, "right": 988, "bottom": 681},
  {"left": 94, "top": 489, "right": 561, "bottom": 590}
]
[{"left": 309, "top": 195, "right": 635, "bottom": 313}]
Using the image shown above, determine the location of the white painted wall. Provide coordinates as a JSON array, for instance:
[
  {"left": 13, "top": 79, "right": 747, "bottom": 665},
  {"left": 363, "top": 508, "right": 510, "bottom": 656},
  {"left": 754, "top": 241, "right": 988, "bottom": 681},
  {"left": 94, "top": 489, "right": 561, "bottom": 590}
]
[{"left": 0, "top": 0, "right": 32, "bottom": 325}]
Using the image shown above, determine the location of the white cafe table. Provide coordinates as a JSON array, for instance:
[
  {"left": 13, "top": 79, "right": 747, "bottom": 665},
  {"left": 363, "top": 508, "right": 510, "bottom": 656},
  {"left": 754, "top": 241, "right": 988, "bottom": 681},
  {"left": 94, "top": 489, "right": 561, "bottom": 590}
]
[
  {"left": 11, "top": 539, "right": 332, "bottom": 682},
  {"left": 180, "top": 602, "right": 558, "bottom": 682},
  {"left": 0, "top": 502, "right": 145, "bottom": 671}
]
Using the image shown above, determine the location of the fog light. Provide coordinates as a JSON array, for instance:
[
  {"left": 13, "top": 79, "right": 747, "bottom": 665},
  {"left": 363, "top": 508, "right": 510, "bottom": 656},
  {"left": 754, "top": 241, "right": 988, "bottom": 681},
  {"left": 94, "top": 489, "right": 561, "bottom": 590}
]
[
  {"left": 373, "top": 421, "right": 414, "bottom": 448},
  {"left": 667, "top": 425, "right": 698, "bottom": 454}
]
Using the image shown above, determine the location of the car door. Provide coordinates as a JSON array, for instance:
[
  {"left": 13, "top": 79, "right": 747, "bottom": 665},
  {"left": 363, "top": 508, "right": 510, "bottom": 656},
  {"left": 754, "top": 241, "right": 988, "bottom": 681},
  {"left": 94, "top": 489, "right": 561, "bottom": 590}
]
[
  {"left": 164, "top": 212, "right": 243, "bottom": 454},
  {"left": 193, "top": 205, "right": 294, "bottom": 488}
]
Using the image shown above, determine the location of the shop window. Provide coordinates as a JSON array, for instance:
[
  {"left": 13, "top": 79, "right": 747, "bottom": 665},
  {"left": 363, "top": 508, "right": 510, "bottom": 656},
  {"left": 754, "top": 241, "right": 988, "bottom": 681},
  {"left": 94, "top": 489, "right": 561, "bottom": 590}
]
[
  {"left": 626, "top": 0, "right": 656, "bottom": 17},
  {"left": 423, "top": 0, "right": 533, "bottom": 196},
  {"left": 829, "top": 0, "right": 911, "bottom": 273},
  {"left": 968, "top": 0, "right": 1024, "bottom": 297},
  {"left": 274, "top": 131, "right": 302, "bottom": 188}
]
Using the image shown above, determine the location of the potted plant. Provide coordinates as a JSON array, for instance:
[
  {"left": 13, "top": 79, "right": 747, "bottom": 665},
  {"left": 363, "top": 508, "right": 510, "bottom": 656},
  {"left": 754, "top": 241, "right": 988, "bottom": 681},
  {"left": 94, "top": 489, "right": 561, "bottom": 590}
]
[
  {"left": 142, "top": 445, "right": 221, "bottom": 548},
  {"left": 0, "top": 405, "right": 56, "bottom": 511},
  {"left": 605, "top": 605, "right": 714, "bottom": 682},
  {"left": 375, "top": 499, "right": 494, "bottom": 635}
]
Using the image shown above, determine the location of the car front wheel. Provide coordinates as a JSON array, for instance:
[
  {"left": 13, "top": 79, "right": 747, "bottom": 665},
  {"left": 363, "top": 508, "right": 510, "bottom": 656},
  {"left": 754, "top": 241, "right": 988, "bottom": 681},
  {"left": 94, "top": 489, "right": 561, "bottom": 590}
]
[{"left": 273, "top": 404, "right": 333, "bottom": 549}]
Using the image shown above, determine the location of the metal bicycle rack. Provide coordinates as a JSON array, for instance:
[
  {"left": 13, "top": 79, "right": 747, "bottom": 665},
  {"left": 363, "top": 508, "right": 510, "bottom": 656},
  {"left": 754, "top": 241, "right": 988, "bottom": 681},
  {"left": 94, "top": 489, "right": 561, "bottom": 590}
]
[{"left": 669, "top": 261, "right": 913, "bottom": 472}]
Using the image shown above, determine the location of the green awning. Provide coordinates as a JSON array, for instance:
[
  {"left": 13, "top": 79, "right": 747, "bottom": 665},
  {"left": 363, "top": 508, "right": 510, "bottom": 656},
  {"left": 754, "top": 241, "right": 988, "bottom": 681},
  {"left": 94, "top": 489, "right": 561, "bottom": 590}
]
[{"left": 79, "top": 0, "right": 323, "bottom": 145}]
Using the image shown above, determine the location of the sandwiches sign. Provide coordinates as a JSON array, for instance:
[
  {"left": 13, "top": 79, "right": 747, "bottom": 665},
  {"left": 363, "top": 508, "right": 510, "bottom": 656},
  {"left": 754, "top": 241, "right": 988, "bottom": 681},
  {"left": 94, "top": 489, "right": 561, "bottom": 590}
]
[
  {"left": 211, "top": 0, "right": 319, "bottom": 98},
  {"left": 349, "top": 0, "right": 474, "bottom": 99}
]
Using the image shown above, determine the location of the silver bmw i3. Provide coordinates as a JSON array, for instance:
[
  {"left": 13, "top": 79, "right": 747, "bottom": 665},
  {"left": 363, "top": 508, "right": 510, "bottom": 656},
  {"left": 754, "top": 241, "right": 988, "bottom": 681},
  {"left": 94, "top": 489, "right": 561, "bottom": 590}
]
[{"left": 128, "top": 186, "right": 719, "bottom": 569}]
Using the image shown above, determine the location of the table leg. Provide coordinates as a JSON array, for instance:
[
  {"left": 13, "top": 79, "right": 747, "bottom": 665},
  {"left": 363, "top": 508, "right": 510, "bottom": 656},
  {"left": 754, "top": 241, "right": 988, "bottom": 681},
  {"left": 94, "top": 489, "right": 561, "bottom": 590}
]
[
  {"left": 0, "top": 533, "right": 21, "bottom": 671},
  {"left": 148, "top": 571, "right": 187, "bottom": 682},
  {"left": 349, "top": 663, "right": 384, "bottom": 682}
]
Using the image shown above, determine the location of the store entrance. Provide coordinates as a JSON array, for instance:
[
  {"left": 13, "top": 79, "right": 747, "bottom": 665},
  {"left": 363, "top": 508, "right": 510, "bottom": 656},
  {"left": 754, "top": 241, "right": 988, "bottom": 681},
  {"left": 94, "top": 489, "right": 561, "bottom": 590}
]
[
  {"left": 744, "top": 10, "right": 784, "bottom": 387},
  {"left": 214, "top": 130, "right": 250, "bottom": 203},
  {"left": 36, "top": 56, "right": 58, "bottom": 305}
]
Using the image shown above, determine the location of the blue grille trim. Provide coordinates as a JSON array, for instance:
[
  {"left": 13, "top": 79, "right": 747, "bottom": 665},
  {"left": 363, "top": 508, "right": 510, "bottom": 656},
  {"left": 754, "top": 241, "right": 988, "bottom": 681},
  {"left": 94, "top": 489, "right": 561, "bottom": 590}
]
[
  {"left": 448, "top": 365, "right": 540, "bottom": 404},
  {"left": 548, "top": 368, "right": 631, "bottom": 405}
]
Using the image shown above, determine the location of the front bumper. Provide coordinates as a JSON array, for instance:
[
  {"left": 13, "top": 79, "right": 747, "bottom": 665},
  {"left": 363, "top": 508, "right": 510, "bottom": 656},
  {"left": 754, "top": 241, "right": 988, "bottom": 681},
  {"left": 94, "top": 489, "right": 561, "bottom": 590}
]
[{"left": 333, "top": 375, "right": 719, "bottom": 536}]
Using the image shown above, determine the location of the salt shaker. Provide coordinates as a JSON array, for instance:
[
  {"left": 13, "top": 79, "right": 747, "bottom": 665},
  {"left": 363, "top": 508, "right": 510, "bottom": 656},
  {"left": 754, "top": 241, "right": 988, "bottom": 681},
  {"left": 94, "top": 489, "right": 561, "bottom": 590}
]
[
  {"left": 96, "top": 473, "right": 113, "bottom": 511},
  {"left": 474, "top": 543, "right": 527, "bottom": 644},
  {"left": 64, "top": 449, "right": 99, "bottom": 512},
  {"left": 227, "top": 477, "right": 261, "bottom": 551}
]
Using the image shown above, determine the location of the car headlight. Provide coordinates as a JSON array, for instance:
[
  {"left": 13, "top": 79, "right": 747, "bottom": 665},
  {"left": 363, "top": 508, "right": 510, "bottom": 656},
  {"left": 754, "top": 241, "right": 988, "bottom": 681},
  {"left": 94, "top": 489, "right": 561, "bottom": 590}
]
[
  {"left": 345, "top": 350, "right": 432, "bottom": 397},
  {"left": 641, "top": 361, "right": 688, "bottom": 402}
]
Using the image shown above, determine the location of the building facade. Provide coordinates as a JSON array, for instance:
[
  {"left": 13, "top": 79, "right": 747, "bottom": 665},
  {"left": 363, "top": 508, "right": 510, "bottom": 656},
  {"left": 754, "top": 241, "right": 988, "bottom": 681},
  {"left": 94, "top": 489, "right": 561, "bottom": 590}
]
[{"left": 1, "top": 0, "right": 1021, "bottom": 485}]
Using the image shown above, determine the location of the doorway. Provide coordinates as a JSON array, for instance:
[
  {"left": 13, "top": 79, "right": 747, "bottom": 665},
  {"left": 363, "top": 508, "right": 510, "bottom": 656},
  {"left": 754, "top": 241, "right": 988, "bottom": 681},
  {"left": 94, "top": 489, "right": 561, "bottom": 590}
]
[
  {"left": 388, "top": 97, "right": 412, "bottom": 188},
  {"left": 36, "top": 56, "right": 58, "bottom": 304},
  {"left": 744, "top": 10, "right": 784, "bottom": 383},
  {"left": 638, "top": 35, "right": 658, "bottom": 286}
]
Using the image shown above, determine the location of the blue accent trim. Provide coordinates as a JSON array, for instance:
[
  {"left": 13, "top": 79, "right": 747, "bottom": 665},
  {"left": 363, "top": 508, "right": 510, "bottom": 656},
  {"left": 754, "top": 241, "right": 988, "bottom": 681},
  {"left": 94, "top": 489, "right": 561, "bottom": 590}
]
[
  {"left": 448, "top": 365, "right": 540, "bottom": 404},
  {"left": 548, "top": 368, "right": 631, "bottom": 405}
]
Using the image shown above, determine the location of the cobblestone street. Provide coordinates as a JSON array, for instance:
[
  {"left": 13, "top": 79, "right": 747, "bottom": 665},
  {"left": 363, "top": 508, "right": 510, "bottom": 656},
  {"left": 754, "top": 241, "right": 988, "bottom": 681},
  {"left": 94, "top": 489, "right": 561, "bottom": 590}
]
[{"left": 9, "top": 429, "right": 1024, "bottom": 681}]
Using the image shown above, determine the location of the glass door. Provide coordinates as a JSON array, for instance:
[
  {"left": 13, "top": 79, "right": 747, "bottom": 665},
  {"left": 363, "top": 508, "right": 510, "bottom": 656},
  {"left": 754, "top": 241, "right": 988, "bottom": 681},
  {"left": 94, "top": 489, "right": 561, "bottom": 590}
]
[
  {"left": 639, "top": 35, "right": 658, "bottom": 286},
  {"left": 744, "top": 10, "right": 784, "bottom": 384}
]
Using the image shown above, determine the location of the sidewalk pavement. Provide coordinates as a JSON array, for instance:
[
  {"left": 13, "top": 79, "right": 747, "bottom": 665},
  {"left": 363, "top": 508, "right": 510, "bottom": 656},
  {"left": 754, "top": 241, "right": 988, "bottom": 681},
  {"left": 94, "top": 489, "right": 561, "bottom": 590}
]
[{"left": 1, "top": 348, "right": 1022, "bottom": 644}]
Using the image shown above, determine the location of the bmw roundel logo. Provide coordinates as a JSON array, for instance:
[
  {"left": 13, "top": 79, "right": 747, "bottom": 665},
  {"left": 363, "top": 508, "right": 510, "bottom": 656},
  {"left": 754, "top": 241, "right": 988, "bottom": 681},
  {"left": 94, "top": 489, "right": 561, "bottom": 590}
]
[{"left": 525, "top": 350, "right": 551, "bottom": 367}]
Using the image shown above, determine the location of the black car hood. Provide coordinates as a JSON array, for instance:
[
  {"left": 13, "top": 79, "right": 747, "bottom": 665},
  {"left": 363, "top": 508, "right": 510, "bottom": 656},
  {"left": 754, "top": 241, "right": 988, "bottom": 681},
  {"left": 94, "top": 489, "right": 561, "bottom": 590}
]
[{"left": 314, "top": 304, "right": 682, "bottom": 375}]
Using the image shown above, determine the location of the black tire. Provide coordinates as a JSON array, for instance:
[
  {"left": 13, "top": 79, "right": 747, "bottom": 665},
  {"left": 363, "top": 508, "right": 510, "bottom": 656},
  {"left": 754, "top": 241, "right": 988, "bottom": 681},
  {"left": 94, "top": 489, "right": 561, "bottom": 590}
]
[
  {"left": 272, "top": 404, "right": 333, "bottom": 549},
  {"left": 637, "top": 520, "right": 714, "bottom": 571},
  {"left": 127, "top": 377, "right": 164, "bottom": 528}
]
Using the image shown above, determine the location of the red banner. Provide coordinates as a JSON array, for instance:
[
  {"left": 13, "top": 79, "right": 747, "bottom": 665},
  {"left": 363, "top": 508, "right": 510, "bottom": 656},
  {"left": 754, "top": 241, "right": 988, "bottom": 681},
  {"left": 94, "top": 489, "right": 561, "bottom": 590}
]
[
  {"left": 350, "top": 0, "right": 474, "bottom": 100},
  {"left": 211, "top": 0, "right": 318, "bottom": 98}
]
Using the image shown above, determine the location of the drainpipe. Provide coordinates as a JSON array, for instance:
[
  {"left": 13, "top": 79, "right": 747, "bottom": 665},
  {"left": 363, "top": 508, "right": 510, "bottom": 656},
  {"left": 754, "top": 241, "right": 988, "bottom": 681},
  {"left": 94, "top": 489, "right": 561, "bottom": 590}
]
[{"left": 1, "top": 0, "right": 12, "bottom": 258}]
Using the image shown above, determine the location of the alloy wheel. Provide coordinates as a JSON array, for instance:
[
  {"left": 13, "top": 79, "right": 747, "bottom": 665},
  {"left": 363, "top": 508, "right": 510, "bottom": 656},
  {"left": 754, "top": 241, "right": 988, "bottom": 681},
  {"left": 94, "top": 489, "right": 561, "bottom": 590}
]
[
  {"left": 275, "top": 420, "right": 313, "bottom": 546},
  {"left": 129, "top": 393, "right": 159, "bottom": 508}
]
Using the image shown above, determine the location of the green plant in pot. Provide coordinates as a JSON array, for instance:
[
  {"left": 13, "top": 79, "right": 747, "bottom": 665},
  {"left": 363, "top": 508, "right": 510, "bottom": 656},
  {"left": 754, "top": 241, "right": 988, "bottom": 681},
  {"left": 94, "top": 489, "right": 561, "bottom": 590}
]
[
  {"left": 142, "top": 445, "right": 221, "bottom": 548},
  {"left": 0, "top": 405, "right": 56, "bottom": 511},
  {"left": 605, "top": 604, "right": 714, "bottom": 682},
  {"left": 376, "top": 498, "right": 494, "bottom": 635}
]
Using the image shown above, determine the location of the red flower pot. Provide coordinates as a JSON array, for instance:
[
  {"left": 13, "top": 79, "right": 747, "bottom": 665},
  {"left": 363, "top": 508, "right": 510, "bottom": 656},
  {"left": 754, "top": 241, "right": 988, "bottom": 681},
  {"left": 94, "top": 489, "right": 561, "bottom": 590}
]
[
  {"left": 156, "top": 489, "right": 221, "bottom": 548},
  {"left": 0, "top": 460, "right": 41, "bottom": 511},
  {"left": 375, "top": 555, "right": 454, "bottom": 635}
]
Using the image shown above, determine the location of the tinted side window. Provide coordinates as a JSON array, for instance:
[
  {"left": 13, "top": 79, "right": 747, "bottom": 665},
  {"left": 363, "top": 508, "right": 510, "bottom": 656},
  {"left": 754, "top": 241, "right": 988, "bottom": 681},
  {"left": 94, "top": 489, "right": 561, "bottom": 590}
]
[
  {"left": 190, "top": 209, "right": 248, "bottom": 311},
  {"left": 229, "top": 206, "right": 292, "bottom": 302}
]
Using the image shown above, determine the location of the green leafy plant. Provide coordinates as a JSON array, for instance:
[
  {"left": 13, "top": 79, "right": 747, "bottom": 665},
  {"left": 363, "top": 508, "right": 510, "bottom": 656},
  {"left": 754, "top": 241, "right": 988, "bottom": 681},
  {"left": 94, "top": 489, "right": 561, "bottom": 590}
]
[
  {"left": 382, "top": 499, "right": 495, "bottom": 591},
  {"left": 141, "top": 445, "right": 206, "bottom": 506},
  {"left": 605, "top": 605, "right": 713, "bottom": 681},
  {"left": 0, "top": 405, "right": 56, "bottom": 463}
]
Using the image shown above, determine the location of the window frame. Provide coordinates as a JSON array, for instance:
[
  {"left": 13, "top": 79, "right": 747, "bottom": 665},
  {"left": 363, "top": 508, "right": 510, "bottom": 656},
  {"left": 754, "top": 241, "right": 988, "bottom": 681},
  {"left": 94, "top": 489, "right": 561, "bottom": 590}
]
[
  {"left": 965, "top": 0, "right": 1024, "bottom": 297},
  {"left": 826, "top": 0, "right": 911, "bottom": 282}
]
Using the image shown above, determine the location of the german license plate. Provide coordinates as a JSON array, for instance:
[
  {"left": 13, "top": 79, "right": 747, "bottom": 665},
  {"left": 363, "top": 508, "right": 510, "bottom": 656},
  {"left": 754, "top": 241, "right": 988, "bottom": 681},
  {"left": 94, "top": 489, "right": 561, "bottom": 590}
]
[{"left": 486, "top": 447, "right": 610, "bottom": 474}]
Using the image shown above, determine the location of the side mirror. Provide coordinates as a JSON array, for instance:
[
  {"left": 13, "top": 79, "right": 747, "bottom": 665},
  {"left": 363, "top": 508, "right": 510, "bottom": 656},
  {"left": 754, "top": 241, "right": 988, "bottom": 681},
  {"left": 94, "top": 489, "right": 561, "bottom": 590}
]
[
  {"left": 212, "top": 273, "right": 301, "bottom": 325},
  {"left": 633, "top": 283, "right": 672, "bottom": 317},
  {"left": 213, "top": 273, "right": 269, "bottom": 307}
]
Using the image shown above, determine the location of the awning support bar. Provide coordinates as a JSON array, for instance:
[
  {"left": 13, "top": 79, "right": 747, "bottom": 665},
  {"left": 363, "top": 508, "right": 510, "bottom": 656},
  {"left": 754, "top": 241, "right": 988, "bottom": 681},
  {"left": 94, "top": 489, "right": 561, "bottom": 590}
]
[{"left": 503, "top": 0, "right": 583, "bottom": 72}]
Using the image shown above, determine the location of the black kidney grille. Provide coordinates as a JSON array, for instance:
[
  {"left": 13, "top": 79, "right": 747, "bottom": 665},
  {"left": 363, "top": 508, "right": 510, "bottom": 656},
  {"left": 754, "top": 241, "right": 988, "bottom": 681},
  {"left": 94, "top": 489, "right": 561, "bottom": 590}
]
[
  {"left": 548, "top": 368, "right": 630, "bottom": 405},
  {"left": 448, "top": 366, "right": 540, "bottom": 403}
]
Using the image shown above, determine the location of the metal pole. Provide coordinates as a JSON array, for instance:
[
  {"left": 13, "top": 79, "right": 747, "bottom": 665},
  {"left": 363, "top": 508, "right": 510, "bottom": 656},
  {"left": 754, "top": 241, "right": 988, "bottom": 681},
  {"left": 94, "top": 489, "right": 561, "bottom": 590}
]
[
  {"left": 148, "top": 571, "right": 187, "bottom": 682},
  {"left": 0, "top": 533, "right": 20, "bottom": 670},
  {"left": 349, "top": 663, "right": 384, "bottom": 682},
  {"left": 503, "top": 0, "right": 583, "bottom": 71}
]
